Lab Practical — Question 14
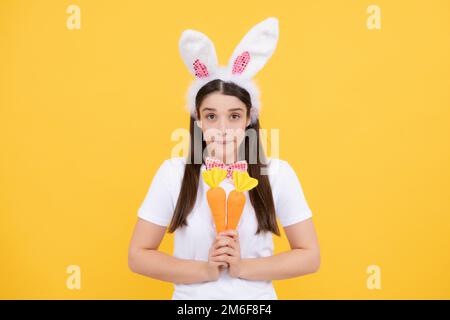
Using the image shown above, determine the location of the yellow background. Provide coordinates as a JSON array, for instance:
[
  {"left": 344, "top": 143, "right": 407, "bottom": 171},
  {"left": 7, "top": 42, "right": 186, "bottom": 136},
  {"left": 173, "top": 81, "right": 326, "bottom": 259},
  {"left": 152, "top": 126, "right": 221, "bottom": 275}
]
[{"left": 1, "top": 0, "right": 449, "bottom": 299}]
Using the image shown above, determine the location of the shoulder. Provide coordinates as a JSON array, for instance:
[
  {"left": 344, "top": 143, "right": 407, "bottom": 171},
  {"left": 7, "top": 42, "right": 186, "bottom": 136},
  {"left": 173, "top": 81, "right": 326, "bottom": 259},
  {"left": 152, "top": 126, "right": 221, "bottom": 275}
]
[
  {"left": 156, "top": 156, "right": 186, "bottom": 185},
  {"left": 163, "top": 156, "right": 187, "bottom": 170},
  {"left": 265, "top": 157, "right": 293, "bottom": 178},
  {"left": 265, "top": 157, "right": 303, "bottom": 190}
]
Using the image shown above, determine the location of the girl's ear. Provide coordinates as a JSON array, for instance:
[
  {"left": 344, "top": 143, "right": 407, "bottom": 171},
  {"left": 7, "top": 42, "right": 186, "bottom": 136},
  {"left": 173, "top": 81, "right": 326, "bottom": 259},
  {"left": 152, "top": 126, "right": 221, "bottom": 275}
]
[{"left": 195, "top": 120, "right": 202, "bottom": 129}]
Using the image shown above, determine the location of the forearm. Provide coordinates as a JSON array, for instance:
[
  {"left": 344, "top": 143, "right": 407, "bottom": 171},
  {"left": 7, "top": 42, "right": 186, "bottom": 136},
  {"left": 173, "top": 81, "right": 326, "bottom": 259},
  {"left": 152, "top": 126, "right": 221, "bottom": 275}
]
[
  {"left": 239, "top": 249, "right": 320, "bottom": 281},
  {"left": 129, "top": 248, "right": 210, "bottom": 284}
]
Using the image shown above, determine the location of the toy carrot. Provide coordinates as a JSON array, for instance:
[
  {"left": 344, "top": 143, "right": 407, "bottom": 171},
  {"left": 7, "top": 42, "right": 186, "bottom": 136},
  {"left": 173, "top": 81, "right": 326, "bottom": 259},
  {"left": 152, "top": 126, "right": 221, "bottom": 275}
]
[
  {"left": 202, "top": 167, "right": 228, "bottom": 233},
  {"left": 227, "top": 171, "right": 259, "bottom": 230}
]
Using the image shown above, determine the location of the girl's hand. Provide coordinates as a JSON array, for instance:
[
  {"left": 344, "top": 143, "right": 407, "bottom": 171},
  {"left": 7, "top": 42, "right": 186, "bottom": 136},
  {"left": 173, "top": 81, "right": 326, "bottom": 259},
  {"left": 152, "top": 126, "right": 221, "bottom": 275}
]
[
  {"left": 215, "top": 230, "right": 242, "bottom": 278},
  {"left": 207, "top": 238, "right": 229, "bottom": 281}
]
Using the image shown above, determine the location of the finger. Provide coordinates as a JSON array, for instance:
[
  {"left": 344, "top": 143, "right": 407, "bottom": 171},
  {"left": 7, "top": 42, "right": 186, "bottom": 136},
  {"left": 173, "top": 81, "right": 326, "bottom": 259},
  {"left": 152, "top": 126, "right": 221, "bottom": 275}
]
[
  {"left": 211, "top": 246, "right": 234, "bottom": 257},
  {"left": 213, "top": 237, "right": 234, "bottom": 250},
  {"left": 217, "top": 230, "right": 239, "bottom": 240},
  {"left": 215, "top": 237, "right": 239, "bottom": 253},
  {"left": 222, "top": 246, "right": 239, "bottom": 258},
  {"left": 216, "top": 234, "right": 236, "bottom": 242},
  {"left": 213, "top": 254, "right": 232, "bottom": 263},
  {"left": 216, "top": 242, "right": 239, "bottom": 257},
  {"left": 221, "top": 239, "right": 236, "bottom": 251},
  {"left": 218, "top": 230, "right": 238, "bottom": 239},
  {"left": 214, "top": 237, "right": 232, "bottom": 248},
  {"left": 212, "top": 261, "right": 228, "bottom": 268},
  {"left": 217, "top": 233, "right": 238, "bottom": 243},
  {"left": 215, "top": 239, "right": 236, "bottom": 252},
  {"left": 211, "top": 247, "right": 227, "bottom": 257}
]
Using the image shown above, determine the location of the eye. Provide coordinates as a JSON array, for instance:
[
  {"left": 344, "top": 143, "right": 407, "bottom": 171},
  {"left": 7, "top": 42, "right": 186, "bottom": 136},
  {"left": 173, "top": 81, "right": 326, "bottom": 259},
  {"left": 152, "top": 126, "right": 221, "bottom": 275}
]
[
  {"left": 230, "top": 113, "right": 241, "bottom": 120},
  {"left": 206, "top": 113, "right": 216, "bottom": 120}
]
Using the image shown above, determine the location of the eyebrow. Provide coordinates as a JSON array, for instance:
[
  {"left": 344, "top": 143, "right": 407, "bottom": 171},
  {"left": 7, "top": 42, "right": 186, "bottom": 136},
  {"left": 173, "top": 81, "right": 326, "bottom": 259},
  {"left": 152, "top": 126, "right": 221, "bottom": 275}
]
[
  {"left": 201, "top": 107, "right": 217, "bottom": 112},
  {"left": 201, "top": 107, "right": 245, "bottom": 112}
]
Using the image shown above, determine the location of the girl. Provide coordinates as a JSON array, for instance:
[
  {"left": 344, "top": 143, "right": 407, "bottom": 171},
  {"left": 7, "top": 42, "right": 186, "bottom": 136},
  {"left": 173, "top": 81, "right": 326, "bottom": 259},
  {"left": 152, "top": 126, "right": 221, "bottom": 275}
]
[{"left": 128, "top": 17, "right": 320, "bottom": 300}]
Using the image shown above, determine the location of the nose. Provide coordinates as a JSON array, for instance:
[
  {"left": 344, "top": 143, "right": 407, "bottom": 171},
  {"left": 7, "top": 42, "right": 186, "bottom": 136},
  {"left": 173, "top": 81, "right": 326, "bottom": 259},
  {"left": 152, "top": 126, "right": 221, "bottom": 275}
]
[{"left": 218, "top": 119, "right": 228, "bottom": 138}]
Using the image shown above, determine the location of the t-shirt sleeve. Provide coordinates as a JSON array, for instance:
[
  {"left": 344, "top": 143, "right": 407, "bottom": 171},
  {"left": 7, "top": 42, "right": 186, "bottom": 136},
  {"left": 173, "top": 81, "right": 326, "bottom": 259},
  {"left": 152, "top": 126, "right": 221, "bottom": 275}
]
[
  {"left": 274, "top": 160, "right": 313, "bottom": 227},
  {"left": 137, "top": 160, "right": 175, "bottom": 227}
]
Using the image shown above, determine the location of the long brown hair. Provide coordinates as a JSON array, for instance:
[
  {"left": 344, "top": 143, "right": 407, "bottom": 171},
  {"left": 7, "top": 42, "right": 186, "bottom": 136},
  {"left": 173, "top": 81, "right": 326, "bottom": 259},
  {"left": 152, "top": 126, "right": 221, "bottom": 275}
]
[{"left": 167, "top": 79, "right": 280, "bottom": 236}]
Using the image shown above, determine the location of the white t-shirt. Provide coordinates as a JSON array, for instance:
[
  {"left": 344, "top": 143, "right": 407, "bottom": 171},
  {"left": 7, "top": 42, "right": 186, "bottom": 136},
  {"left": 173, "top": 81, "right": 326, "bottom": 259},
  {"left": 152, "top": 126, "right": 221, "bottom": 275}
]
[{"left": 137, "top": 156, "right": 313, "bottom": 300}]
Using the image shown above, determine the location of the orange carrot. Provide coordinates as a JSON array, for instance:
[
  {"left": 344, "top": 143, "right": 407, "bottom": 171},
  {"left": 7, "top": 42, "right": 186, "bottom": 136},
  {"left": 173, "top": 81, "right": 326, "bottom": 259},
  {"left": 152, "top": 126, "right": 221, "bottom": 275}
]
[
  {"left": 202, "top": 167, "right": 228, "bottom": 233},
  {"left": 226, "top": 171, "right": 259, "bottom": 230}
]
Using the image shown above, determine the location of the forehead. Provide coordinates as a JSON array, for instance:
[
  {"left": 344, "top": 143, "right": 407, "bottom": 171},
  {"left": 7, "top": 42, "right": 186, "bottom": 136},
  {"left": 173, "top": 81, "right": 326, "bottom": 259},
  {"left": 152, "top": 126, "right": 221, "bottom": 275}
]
[{"left": 199, "top": 92, "right": 246, "bottom": 112}]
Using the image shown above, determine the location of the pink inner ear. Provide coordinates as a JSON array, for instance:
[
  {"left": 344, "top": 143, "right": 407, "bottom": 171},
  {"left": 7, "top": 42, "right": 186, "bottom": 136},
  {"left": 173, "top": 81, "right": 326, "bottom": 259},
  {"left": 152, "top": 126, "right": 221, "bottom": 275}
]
[
  {"left": 193, "top": 59, "right": 209, "bottom": 78},
  {"left": 232, "top": 51, "right": 250, "bottom": 75}
]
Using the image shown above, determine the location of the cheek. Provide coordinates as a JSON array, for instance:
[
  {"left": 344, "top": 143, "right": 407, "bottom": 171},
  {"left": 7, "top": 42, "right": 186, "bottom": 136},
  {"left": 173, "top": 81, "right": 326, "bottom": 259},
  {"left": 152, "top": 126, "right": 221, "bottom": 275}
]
[
  {"left": 226, "top": 118, "right": 247, "bottom": 131},
  {"left": 229, "top": 123, "right": 247, "bottom": 139},
  {"left": 202, "top": 125, "right": 222, "bottom": 142}
]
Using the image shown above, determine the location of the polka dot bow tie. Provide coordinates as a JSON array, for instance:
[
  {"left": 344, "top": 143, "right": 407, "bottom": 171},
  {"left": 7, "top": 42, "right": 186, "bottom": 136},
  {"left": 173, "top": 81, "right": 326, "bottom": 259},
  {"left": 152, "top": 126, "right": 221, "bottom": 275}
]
[{"left": 205, "top": 156, "right": 248, "bottom": 179}]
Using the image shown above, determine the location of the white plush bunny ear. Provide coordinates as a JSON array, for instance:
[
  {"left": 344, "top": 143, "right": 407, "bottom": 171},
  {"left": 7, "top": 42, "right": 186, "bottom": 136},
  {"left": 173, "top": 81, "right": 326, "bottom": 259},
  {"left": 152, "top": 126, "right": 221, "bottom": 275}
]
[
  {"left": 227, "top": 17, "right": 279, "bottom": 78},
  {"left": 179, "top": 29, "right": 219, "bottom": 78}
]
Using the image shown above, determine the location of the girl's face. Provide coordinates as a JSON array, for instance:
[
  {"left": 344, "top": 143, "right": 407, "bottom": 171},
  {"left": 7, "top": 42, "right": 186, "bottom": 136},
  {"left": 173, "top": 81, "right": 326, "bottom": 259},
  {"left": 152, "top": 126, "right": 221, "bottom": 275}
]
[{"left": 197, "top": 92, "right": 250, "bottom": 164}]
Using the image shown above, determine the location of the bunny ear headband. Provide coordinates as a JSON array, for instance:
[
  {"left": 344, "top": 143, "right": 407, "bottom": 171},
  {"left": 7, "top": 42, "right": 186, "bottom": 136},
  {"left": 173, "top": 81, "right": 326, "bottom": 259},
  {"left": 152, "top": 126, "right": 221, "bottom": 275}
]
[{"left": 178, "top": 17, "right": 279, "bottom": 124}]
